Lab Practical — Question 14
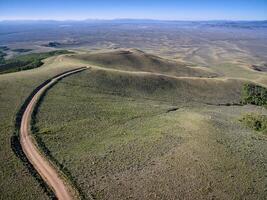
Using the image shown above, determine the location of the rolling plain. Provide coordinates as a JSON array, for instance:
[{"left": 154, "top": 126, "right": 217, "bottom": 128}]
[{"left": 0, "top": 20, "right": 267, "bottom": 200}]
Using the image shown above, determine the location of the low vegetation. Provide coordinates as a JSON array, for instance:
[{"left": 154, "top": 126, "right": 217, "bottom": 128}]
[
  {"left": 34, "top": 68, "right": 267, "bottom": 199},
  {"left": 0, "top": 72, "right": 52, "bottom": 200},
  {"left": 250, "top": 64, "right": 267, "bottom": 72},
  {"left": 12, "top": 48, "right": 33, "bottom": 53},
  {"left": 0, "top": 50, "right": 7, "bottom": 64},
  {"left": 240, "top": 84, "right": 267, "bottom": 134},
  {"left": 44, "top": 42, "right": 61, "bottom": 47},
  {"left": 0, "top": 53, "right": 85, "bottom": 200},
  {"left": 0, "top": 50, "right": 70, "bottom": 74},
  {"left": 1, "top": 49, "right": 267, "bottom": 199},
  {"left": 241, "top": 83, "right": 267, "bottom": 106},
  {"left": 70, "top": 49, "right": 217, "bottom": 78},
  {"left": 240, "top": 113, "right": 267, "bottom": 134},
  {"left": 0, "top": 46, "right": 9, "bottom": 51}
]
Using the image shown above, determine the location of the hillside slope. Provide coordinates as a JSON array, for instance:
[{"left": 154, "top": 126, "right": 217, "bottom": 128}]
[
  {"left": 1, "top": 49, "right": 267, "bottom": 200},
  {"left": 76, "top": 68, "right": 245, "bottom": 105},
  {"left": 34, "top": 66, "right": 267, "bottom": 200},
  {"left": 70, "top": 49, "right": 217, "bottom": 78}
]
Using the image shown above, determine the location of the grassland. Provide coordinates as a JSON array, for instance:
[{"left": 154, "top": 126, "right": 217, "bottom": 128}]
[
  {"left": 1, "top": 48, "right": 267, "bottom": 200},
  {"left": 34, "top": 68, "right": 267, "bottom": 199},
  {"left": 28, "top": 49, "right": 267, "bottom": 199},
  {"left": 70, "top": 49, "right": 218, "bottom": 78},
  {"left": 0, "top": 54, "right": 86, "bottom": 199}
]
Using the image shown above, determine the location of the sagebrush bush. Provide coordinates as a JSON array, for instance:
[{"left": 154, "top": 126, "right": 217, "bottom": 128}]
[
  {"left": 0, "top": 50, "right": 70, "bottom": 74},
  {"left": 241, "top": 83, "right": 267, "bottom": 106},
  {"left": 240, "top": 113, "right": 267, "bottom": 133}
]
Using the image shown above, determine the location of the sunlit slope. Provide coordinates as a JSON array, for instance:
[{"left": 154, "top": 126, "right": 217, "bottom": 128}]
[
  {"left": 71, "top": 68, "right": 244, "bottom": 105},
  {"left": 35, "top": 66, "right": 267, "bottom": 200},
  {"left": 65, "top": 49, "right": 254, "bottom": 104},
  {"left": 1, "top": 49, "right": 266, "bottom": 199},
  {"left": 69, "top": 49, "right": 217, "bottom": 78}
]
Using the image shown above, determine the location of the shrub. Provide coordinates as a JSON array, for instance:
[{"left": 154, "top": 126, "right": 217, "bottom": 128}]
[
  {"left": 240, "top": 113, "right": 267, "bottom": 133},
  {"left": 0, "top": 50, "right": 70, "bottom": 74},
  {"left": 241, "top": 83, "right": 267, "bottom": 106},
  {"left": 0, "top": 50, "right": 7, "bottom": 64}
]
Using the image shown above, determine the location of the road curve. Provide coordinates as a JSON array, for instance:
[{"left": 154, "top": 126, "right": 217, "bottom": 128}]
[{"left": 20, "top": 67, "right": 87, "bottom": 200}]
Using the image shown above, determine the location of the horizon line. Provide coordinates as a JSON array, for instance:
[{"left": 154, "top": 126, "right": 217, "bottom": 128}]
[{"left": 0, "top": 18, "right": 267, "bottom": 22}]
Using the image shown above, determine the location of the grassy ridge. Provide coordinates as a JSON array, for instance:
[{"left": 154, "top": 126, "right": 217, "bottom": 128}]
[
  {"left": 0, "top": 50, "right": 70, "bottom": 74},
  {"left": 0, "top": 48, "right": 267, "bottom": 199},
  {"left": 70, "top": 49, "right": 217, "bottom": 78},
  {"left": 34, "top": 69, "right": 267, "bottom": 199},
  {"left": 69, "top": 68, "right": 244, "bottom": 105}
]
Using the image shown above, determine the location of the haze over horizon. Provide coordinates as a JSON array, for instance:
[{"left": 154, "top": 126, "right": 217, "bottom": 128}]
[{"left": 1, "top": 0, "right": 267, "bottom": 21}]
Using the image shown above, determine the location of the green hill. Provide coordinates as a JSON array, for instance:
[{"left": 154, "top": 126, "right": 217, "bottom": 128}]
[{"left": 70, "top": 49, "right": 217, "bottom": 78}]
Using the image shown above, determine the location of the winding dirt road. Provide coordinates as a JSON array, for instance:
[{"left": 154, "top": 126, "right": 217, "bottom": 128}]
[{"left": 20, "top": 67, "right": 87, "bottom": 200}]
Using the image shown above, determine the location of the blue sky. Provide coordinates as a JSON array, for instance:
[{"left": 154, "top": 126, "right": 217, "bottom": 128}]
[{"left": 0, "top": 0, "right": 266, "bottom": 21}]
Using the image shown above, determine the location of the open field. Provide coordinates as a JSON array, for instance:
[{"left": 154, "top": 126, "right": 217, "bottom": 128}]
[
  {"left": 34, "top": 67, "right": 267, "bottom": 199},
  {"left": 9, "top": 49, "right": 263, "bottom": 199},
  {"left": 0, "top": 20, "right": 267, "bottom": 199}
]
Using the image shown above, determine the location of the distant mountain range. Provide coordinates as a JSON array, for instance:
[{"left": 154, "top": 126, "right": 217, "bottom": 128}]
[{"left": 0, "top": 19, "right": 266, "bottom": 28}]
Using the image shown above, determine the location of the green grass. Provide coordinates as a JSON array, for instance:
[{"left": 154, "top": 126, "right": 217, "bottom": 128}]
[
  {"left": 1, "top": 49, "right": 267, "bottom": 199},
  {"left": 0, "top": 53, "right": 85, "bottom": 200},
  {"left": 58, "top": 67, "right": 245, "bottom": 105},
  {"left": 34, "top": 69, "right": 267, "bottom": 199},
  {"left": 0, "top": 50, "right": 71, "bottom": 74},
  {"left": 0, "top": 74, "right": 51, "bottom": 200}
]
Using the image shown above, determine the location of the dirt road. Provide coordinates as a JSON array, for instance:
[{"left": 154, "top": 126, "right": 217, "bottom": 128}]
[{"left": 20, "top": 67, "right": 87, "bottom": 200}]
